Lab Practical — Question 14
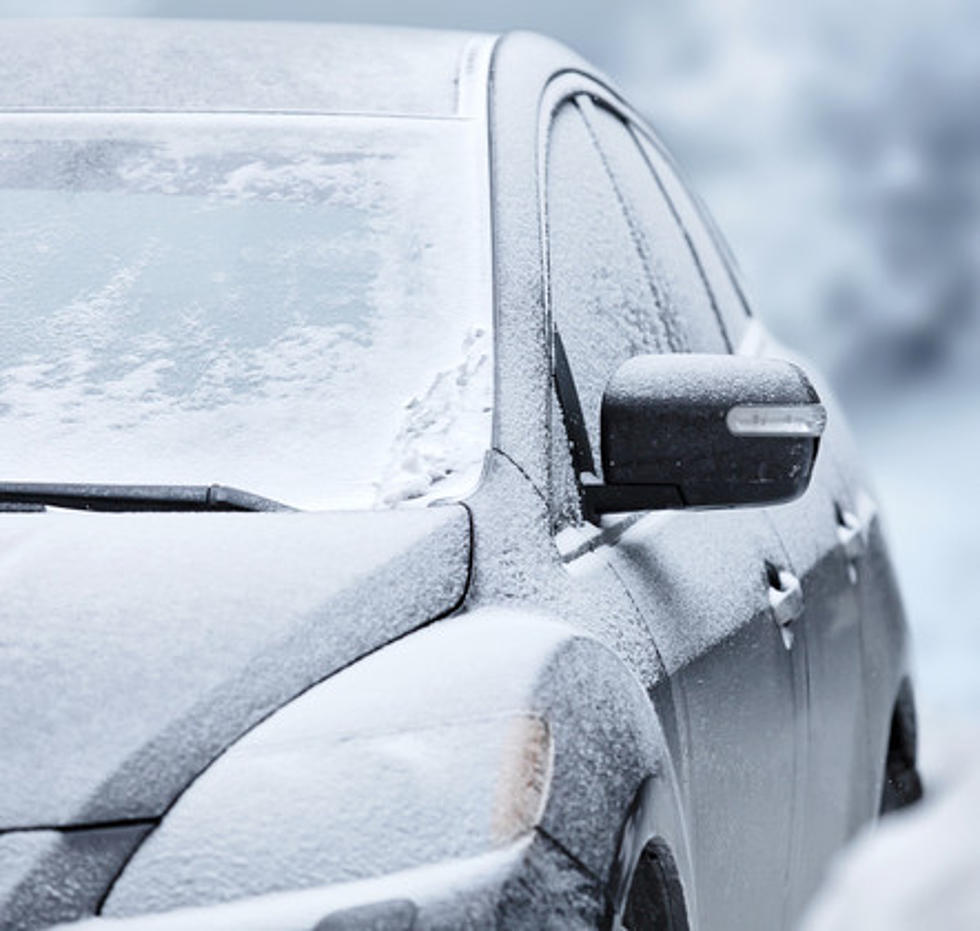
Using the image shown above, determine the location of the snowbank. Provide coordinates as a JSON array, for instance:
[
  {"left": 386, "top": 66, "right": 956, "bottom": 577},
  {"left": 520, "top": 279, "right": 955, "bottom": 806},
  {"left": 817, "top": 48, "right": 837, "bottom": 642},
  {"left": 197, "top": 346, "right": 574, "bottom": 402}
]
[{"left": 801, "top": 715, "right": 980, "bottom": 930}]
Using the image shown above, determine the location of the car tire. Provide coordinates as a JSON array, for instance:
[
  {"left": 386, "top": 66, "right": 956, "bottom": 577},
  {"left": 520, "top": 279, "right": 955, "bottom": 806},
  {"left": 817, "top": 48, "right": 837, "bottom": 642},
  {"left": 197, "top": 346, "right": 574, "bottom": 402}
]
[
  {"left": 618, "top": 838, "right": 690, "bottom": 931},
  {"left": 879, "top": 680, "right": 924, "bottom": 815}
]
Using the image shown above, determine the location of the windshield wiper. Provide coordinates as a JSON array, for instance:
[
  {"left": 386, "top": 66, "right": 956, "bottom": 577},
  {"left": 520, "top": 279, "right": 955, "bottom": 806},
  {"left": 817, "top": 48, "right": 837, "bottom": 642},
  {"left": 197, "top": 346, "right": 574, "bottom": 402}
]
[{"left": 0, "top": 482, "right": 295, "bottom": 513}]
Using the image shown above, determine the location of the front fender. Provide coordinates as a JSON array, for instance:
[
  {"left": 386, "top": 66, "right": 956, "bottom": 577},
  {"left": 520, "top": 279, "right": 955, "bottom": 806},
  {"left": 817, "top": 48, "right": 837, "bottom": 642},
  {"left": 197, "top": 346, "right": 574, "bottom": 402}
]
[{"left": 99, "top": 607, "right": 691, "bottom": 924}]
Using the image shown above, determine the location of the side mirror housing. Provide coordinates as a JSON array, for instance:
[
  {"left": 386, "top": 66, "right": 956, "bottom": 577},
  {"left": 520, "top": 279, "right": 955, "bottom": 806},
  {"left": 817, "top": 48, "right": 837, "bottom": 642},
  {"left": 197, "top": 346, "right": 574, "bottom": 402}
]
[{"left": 585, "top": 354, "right": 825, "bottom": 517}]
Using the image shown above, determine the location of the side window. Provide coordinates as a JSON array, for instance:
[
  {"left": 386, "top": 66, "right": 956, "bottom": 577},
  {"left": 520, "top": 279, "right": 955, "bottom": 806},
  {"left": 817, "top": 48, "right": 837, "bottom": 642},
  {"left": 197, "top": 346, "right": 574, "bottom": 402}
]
[
  {"left": 546, "top": 95, "right": 731, "bottom": 528},
  {"left": 632, "top": 129, "right": 752, "bottom": 346},
  {"left": 581, "top": 98, "right": 730, "bottom": 355},
  {"left": 546, "top": 96, "right": 668, "bottom": 481}
]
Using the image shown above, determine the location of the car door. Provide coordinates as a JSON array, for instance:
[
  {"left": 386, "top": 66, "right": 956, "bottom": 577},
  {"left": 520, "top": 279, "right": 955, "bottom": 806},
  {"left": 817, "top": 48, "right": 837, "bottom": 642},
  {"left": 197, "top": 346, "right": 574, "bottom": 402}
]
[
  {"left": 544, "top": 92, "right": 806, "bottom": 930},
  {"left": 763, "top": 428, "right": 868, "bottom": 913},
  {"left": 634, "top": 129, "right": 871, "bottom": 908}
]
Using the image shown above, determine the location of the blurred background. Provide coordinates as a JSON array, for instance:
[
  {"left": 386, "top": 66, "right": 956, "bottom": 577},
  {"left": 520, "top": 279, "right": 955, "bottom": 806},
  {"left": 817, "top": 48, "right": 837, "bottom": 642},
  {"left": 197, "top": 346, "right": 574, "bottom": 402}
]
[{"left": 2, "top": 0, "right": 978, "bottom": 919}]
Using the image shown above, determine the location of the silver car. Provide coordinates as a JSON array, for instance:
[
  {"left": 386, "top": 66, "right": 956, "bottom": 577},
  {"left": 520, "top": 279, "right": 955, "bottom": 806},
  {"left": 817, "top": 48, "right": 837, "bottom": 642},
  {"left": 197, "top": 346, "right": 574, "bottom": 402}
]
[{"left": 0, "top": 19, "right": 920, "bottom": 931}]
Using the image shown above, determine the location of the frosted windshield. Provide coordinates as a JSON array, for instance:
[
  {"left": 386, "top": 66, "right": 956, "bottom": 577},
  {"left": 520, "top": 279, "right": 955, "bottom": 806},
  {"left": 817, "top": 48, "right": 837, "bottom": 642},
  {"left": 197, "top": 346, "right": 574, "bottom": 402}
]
[{"left": 0, "top": 113, "right": 493, "bottom": 510}]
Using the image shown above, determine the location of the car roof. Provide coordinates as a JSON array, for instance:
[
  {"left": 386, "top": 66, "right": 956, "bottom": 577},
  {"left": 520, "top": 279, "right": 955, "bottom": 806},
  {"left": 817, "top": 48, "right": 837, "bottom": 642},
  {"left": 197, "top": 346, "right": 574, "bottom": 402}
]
[{"left": 0, "top": 19, "right": 497, "bottom": 117}]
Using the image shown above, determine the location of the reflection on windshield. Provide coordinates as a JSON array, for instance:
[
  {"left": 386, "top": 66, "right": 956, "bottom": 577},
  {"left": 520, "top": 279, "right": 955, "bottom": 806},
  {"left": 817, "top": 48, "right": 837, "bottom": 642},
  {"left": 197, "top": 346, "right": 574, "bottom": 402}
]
[{"left": 0, "top": 113, "right": 493, "bottom": 510}]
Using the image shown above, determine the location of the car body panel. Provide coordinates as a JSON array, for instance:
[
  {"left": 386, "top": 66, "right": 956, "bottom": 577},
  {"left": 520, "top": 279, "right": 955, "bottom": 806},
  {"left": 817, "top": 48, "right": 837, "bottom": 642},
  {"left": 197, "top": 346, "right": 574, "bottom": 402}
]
[
  {"left": 0, "top": 505, "right": 470, "bottom": 829},
  {"left": 101, "top": 595, "right": 679, "bottom": 916},
  {"left": 761, "top": 422, "right": 868, "bottom": 913},
  {"left": 461, "top": 455, "right": 687, "bottom": 897},
  {"left": 0, "top": 825, "right": 151, "bottom": 931},
  {"left": 61, "top": 836, "right": 608, "bottom": 931},
  {"left": 599, "top": 506, "right": 799, "bottom": 930}
]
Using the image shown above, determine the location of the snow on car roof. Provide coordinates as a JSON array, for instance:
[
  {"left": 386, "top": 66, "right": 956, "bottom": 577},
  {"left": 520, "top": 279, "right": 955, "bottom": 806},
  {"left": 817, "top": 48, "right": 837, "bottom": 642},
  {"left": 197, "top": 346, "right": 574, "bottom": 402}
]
[{"left": 0, "top": 20, "right": 496, "bottom": 117}]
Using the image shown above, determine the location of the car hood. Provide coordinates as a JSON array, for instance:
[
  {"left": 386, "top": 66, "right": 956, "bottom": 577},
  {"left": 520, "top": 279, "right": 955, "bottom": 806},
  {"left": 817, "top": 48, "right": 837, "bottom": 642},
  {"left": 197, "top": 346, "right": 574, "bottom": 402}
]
[{"left": 0, "top": 505, "right": 470, "bottom": 830}]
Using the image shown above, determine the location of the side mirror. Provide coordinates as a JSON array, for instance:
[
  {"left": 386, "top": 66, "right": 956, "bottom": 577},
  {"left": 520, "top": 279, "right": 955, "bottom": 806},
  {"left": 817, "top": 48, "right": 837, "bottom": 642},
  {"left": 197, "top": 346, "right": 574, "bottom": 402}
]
[{"left": 584, "top": 354, "right": 826, "bottom": 517}]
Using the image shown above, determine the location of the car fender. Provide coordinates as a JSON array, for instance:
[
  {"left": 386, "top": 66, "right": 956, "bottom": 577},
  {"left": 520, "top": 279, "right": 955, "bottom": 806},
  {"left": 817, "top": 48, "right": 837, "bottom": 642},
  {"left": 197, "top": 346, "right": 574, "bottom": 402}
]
[{"left": 101, "top": 606, "right": 692, "bottom": 923}]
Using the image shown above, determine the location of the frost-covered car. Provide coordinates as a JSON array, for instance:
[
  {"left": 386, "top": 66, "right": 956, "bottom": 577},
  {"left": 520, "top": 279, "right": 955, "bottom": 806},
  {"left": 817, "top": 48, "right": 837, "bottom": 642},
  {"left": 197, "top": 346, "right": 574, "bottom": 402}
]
[{"left": 0, "top": 20, "right": 920, "bottom": 931}]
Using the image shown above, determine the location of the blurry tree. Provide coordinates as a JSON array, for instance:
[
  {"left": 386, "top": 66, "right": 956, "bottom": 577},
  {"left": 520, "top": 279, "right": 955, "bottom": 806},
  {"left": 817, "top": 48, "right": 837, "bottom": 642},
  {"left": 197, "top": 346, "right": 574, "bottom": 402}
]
[
  {"left": 620, "top": 0, "right": 980, "bottom": 404},
  {"left": 813, "top": 1, "right": 980, "bottom": 396}
]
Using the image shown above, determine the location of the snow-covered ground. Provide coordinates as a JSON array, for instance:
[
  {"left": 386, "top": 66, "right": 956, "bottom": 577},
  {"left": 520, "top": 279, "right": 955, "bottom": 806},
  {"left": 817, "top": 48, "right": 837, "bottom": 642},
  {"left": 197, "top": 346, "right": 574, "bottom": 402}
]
[
  {"left": 798, "top": 376, "right": 980, "bottom": 928},
  {"left": 800, "top": 733, "right": 980, "bottom": 931}
]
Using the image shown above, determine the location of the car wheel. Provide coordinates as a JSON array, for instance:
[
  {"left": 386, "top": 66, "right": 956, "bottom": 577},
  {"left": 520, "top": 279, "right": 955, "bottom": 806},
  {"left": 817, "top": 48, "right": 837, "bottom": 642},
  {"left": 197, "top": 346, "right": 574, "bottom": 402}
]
[
  {"left": 879, "top": 680, "right": 924, "bottom": 814},
  {"left": 618, "top": 839, "right": 690, "bottom": 931}
]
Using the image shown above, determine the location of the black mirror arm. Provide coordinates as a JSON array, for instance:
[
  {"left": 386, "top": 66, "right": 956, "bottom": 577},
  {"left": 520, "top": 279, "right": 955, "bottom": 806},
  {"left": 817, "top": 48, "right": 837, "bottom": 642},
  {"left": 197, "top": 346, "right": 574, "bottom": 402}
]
[
  {"left": 554, "top": 330, "right": 614, "bottom": 524},
  {"left": 581, "top": 476, "right": 685, "bottom": 521},
  {"left": 553, "top": 329, "right": 595, "bottom": 480},
  {"left": 554, "top": 331, "right": 681, "bottom": 522}
]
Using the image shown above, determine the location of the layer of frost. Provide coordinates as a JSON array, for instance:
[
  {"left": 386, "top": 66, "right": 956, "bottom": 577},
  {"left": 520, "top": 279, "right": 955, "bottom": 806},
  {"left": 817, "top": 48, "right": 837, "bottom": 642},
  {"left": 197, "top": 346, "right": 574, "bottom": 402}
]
[
  {"left": 375, "top": 325, "right": 492, "bottom": 506},
  {"left": 0, "top": 112, "right": 493, "bottom": 510}
]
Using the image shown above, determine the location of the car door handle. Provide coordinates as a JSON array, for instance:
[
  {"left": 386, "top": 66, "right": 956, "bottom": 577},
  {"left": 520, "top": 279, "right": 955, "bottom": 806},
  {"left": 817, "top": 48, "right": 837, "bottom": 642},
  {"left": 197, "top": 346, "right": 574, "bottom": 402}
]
[
  {"left": 836, "top": 507, "right": 866, "bottom": 561},
  {"left": 768, "top": 567, "right": 804, "bottom": 628}
]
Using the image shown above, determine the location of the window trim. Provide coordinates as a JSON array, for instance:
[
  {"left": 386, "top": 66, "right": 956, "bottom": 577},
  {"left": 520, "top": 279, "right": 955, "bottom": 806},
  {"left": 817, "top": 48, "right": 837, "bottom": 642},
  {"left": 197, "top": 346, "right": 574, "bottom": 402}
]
[
  {"left": 540, "top": 74, "right": 743, "bottom": 530},
  {"left": 627, "top": 120, "right": 753, "bottom": 338}
]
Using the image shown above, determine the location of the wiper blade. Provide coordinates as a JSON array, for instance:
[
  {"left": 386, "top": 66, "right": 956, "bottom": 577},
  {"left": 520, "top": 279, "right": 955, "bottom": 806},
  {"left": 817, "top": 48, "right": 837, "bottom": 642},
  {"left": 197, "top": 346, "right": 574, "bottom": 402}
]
[{"left": 0, "top": 482, "right": 295, "bottom": 513}]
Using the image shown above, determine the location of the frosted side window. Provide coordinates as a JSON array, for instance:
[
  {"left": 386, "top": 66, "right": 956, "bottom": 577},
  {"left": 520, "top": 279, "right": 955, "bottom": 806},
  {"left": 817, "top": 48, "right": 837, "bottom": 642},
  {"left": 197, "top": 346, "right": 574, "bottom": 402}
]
[
  {"left": 546, "top": 100, "right": 666, "bottom": 480},
  {"left": 583, "top": 100, "right": 728, "bottom": 354},
  {"left": 633, "top": 129, "right": 751, "bottom": 345}
]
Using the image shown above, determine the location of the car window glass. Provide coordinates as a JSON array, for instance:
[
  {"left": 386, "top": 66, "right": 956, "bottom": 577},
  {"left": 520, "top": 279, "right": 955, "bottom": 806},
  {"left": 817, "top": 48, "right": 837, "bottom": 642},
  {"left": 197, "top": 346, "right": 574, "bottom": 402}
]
[
  {"left": 0, "top": 113, "right": 494, "bottom": 510},
  {"left": 546, "top": 98, "right": 668, "bottom": 485},
  {"left": 632, "top": 128, "right": 751, "bottom": 345},
  {"left": 581, "top": 98, "right": 729, "bottom": 354}
]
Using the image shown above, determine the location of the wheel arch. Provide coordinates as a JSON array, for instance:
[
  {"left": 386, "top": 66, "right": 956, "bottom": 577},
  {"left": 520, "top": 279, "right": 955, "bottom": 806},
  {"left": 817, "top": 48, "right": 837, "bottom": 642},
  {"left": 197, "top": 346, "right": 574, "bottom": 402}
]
[
  {"left": 525, "top": 631, "right": 696, "bottom": 928},
  {"left": 616, "top": 833, "right": 692, "bottom": 931},
  {"left": 879, "top": 677, "right": 923, "bottom": 814}
]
